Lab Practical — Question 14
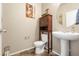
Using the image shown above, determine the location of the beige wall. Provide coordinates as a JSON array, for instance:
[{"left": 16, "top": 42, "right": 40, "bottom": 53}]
[
  {"left": 2, "top": 3, "right": 42, "bottom": 54},
  {"left": 42, "top": 3, "right": 79, "bottom": 56}
]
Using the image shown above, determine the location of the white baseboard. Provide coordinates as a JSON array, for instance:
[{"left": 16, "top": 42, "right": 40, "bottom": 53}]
[
  {"left": 52, "top": 51, "right": 61, "bottom": 56},
  {"left": 9, "top": 47, "right": 60, "bottom": 56},
  {"left": 9, "top": 47, "right": 34, "bottom": 56}
]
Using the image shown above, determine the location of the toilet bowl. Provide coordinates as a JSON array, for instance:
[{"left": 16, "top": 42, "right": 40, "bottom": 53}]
[{"left": 34, "top": 33, "right": 48, "bottom": 54}]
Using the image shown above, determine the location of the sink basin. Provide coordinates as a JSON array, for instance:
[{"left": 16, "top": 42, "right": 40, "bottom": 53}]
[
  {"left": 53, "top": 32, "right": 79, "bottom": 40},
  {"left": 53, "top": 31, "right": 79, "bottom": 56}
]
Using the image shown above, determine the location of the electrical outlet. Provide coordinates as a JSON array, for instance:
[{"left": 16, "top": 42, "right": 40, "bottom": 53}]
[
  {"left": 24, "top": 36, "right": 27, "bottom": 40},
  {"left": 28, "top": 36, "right": 30, "bottom": 39},
  {"left": 25, "top": 36, "right": 30, "bottom": 40}
]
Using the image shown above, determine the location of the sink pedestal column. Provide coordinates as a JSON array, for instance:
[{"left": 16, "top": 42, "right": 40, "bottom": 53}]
[{"left": 61, "top": 40, "right": 69, "bottom": 56}]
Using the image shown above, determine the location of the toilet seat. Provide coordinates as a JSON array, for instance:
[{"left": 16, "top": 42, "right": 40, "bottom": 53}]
[{"left": 34, "top": 41, "right": 44, "bottom": 46}]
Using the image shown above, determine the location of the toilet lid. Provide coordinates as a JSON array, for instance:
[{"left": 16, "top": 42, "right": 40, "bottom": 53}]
[{"left": 34, "top": 41, "right": 44, "bottom": 45}]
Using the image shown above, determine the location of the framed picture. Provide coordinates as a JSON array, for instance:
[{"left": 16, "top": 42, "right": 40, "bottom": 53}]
[
  {"left": 26, "top": 3, "right": 34, "bottom": 18},
  {"left": 59, "top": 15, "right": 63, "bottom": 24}
]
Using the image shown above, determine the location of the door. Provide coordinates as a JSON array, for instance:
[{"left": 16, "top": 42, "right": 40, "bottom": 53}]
[
  {"left": 0, "top": 3, "right": 7, "bottom": 56},
  {"left": 0, "top": 3, "right": 2, "bottom": 55}
]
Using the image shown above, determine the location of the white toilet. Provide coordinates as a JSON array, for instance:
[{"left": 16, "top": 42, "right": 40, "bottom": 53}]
[{"left": 34, "top": 33, "right": 48, "bottom": 54}]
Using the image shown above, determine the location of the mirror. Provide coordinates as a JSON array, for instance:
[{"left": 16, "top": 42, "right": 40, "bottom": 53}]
[
  {"left": 56, "top": 4, "right": 79, "bottom": 27},
  {"left": 65, "top": 9, "right": 79, "bottom": 27},
  {"left": 57, "top": 9, "right": 79, "bottom": 27}
]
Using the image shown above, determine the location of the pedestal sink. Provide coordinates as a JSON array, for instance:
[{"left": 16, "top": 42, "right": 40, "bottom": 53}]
[{"left": 53, "top": 31, "right": 79, "bottom": 56}]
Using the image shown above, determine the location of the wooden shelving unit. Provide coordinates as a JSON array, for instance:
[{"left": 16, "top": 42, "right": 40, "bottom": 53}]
[{"left": 39, "top": 14, "right": 52, "bottom": 54}]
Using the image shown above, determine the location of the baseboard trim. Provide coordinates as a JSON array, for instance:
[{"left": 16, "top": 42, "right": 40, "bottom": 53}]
[
  {"left": 9, "top": 47, "right": 34, "bottom": 56},
  {"left": 52, "top": 51, "right": 61, "bottom": 56},
  {"left": 9, "top": 47, "right": 60, "bottom": 56}
]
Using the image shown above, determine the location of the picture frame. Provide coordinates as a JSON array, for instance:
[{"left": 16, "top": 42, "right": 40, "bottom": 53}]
[
  {"left": 59, "top": 15, "right": 63, "bottom": 24},
  {"left": 25, "top": 3, "right": 34, "bottom": 18}
]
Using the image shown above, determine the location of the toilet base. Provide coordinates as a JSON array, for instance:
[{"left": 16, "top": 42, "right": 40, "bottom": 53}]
[{"left": 35, "top": 48, "right": 45, "bottom": 54}]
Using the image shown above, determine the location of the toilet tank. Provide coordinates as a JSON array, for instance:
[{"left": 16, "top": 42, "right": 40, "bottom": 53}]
[{"left": 41, "top": 32, "right": 48, "bottom": 43}]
